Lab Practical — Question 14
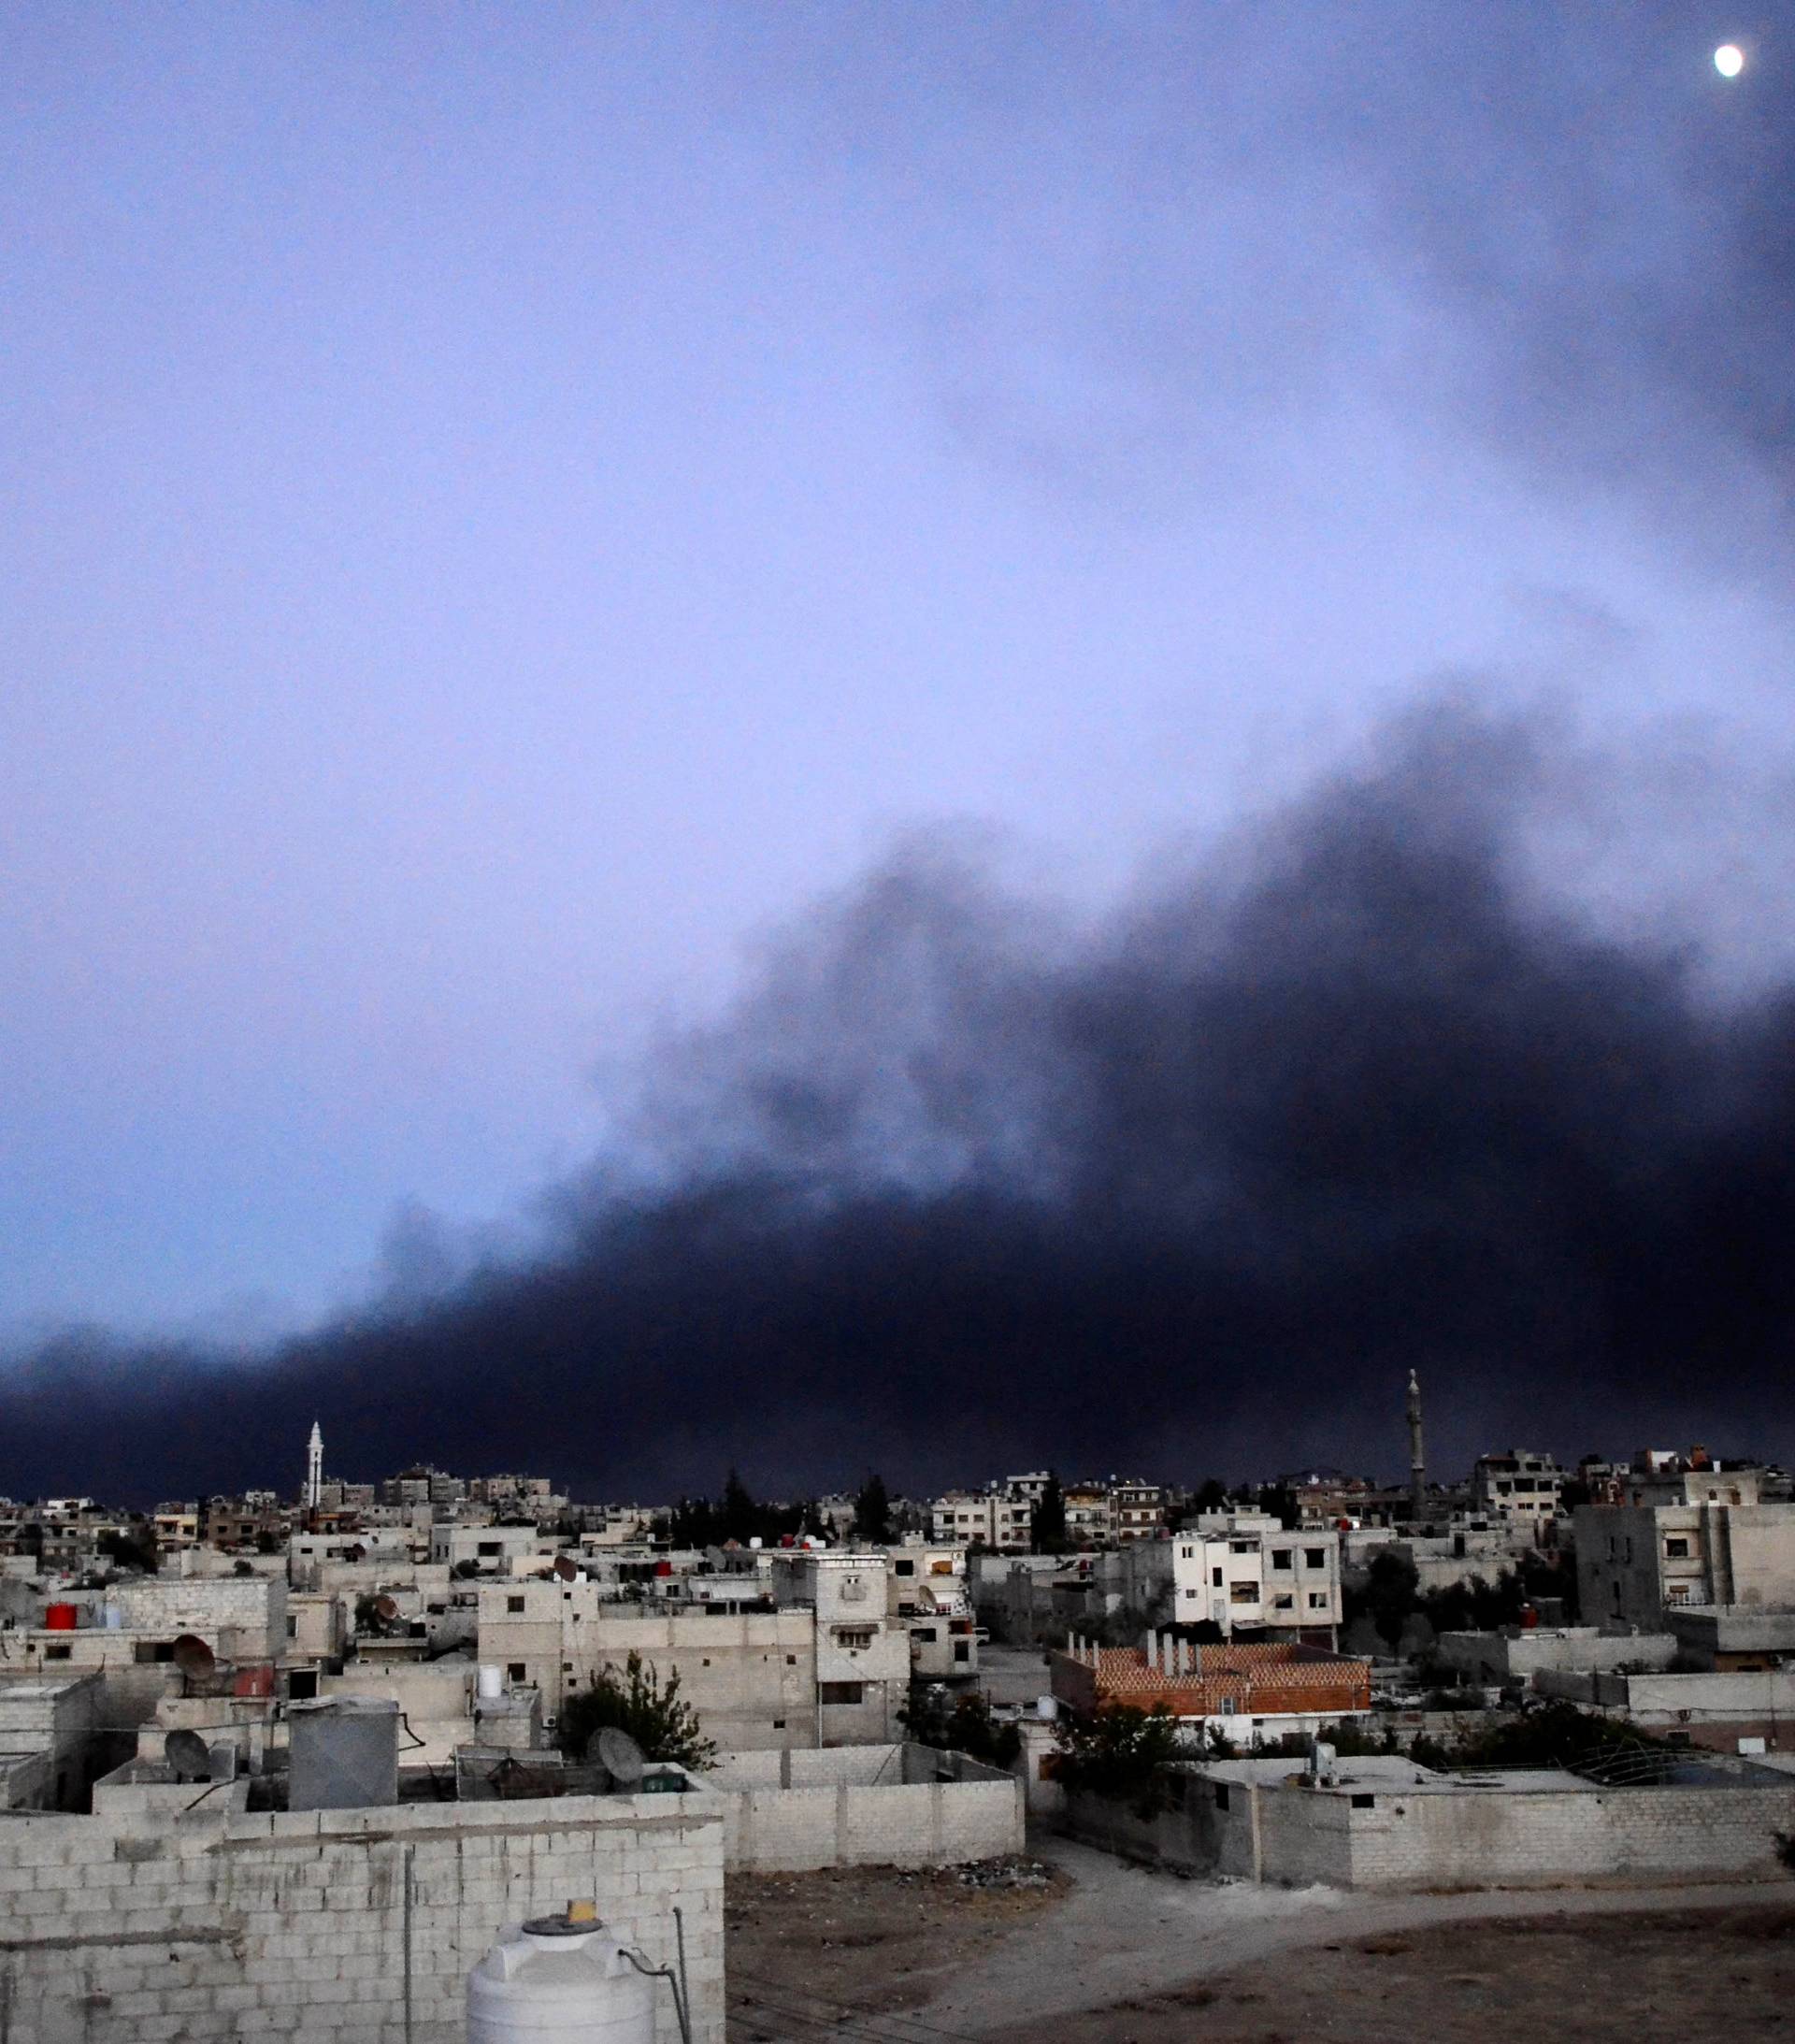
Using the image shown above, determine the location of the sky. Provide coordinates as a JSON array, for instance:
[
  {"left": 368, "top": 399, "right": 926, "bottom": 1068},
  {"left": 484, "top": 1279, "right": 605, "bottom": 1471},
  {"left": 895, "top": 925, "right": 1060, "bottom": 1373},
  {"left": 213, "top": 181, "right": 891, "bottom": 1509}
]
[{"left": 5, "top": 6, "right": 1795, "bottom": 1499}]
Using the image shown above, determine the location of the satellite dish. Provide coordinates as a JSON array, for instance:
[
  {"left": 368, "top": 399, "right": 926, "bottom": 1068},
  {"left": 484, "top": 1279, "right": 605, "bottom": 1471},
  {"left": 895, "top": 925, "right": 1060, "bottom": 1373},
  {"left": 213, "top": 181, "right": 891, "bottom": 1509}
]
[
  {"left": 553, "top": 1555, "right": 579, "bottom": 1582},
  {"left": 596, "top": 1728, "right": 645, "bottom": 1787},
  {"left": 164, "top": 1729, "right": 210, "bottom": 1780},
  {"left": 172, "top": 1634, "right": 216, "bottom": 1684},
  {"left": 373, "top": 1595, "right": 401, "bottom": 1624},
  {"left": 344, "top": 1543, "right": 366, "bottom": 1562}
]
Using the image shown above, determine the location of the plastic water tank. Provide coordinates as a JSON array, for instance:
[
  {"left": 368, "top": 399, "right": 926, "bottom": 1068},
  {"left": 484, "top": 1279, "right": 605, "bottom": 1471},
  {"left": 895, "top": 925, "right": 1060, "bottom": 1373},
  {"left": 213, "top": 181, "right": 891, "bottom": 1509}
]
[
  {"left": 467, "top": 1910, "right": 654, "bottom": 2044},
  {"left": 477, "top": 1664, "right": 505, "bottom": 1701},
  {"left": 45, "top": 1604, "right": 78, "bottom": 1632}
]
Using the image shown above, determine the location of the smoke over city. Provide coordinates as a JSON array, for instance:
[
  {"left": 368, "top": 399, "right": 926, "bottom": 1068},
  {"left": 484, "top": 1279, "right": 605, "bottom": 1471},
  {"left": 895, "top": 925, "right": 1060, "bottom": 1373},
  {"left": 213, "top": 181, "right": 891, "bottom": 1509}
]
[{"left": 7, "top": 699, "right": 1792, "bottom": 1504}]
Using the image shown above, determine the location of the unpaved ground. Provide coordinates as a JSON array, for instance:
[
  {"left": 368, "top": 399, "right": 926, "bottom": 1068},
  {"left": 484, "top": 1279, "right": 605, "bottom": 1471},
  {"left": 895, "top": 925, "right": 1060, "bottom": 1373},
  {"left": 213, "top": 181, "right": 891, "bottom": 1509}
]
[
  {"left": 975, "top": 1906, "right": 1795, "bottom": 2043},
  {"left": 725, "top": 1843, "right": 1795, "bottom": 2042},
  {"left": 725, "top": 1859, "right": 1070, "bottom": 2037}
]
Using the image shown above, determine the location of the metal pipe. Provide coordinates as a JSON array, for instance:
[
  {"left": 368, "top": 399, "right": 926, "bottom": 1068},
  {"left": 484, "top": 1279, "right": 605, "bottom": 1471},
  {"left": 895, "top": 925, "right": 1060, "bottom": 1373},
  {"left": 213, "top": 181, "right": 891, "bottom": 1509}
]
[{"left": 402, "top": 1844, "right": 415, "bottom": 2044}]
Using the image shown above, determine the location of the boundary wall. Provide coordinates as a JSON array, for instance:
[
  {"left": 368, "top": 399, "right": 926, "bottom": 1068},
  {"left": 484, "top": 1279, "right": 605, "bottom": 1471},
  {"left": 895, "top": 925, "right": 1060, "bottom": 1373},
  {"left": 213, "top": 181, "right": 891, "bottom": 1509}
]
[
  {"left": 1061, "top": 1766, "right": 1795, "bottom": 1890},
  {"left": 708, "top": 1744, "right": 1023, "bottom": 1872},
  {"left": 0, "top": 1789, "right": 724, "bottom": 2044}
]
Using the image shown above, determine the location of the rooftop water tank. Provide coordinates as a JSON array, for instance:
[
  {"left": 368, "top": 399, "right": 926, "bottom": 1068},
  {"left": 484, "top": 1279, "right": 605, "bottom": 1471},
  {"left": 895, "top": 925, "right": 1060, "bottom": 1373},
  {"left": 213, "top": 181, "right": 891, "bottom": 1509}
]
[
  {"left": 478, "top": 1664, "right": 505, "bottom": 1701},
  {"left": 467, "top": 1906, "right": 655, "bottom": 2044}
]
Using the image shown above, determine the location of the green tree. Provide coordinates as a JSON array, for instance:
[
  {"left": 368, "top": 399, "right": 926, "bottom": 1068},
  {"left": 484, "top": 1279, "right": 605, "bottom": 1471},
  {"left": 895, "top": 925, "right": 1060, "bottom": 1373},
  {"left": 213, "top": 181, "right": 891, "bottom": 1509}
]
[
  {"left": 719, "top": 1468, "right": 758, "bottom": 1546},
  {"left": 1032, "top": 1475, "right": 1067, "bottom": 1553},
  {"left": 1359, "top": 1547, "right": 1420, "bottom": 1650},
  {"left": 1052, "top": 1703, "right": 1185, "bottom": 1816},
  {"left": 853, "top": 1474, "right": 893, "bottom": 1545},
  {"left": 902, "top": 1689, "right": 1021, "bottom": 1768},
  {"left": 559, "top": 1650, "right": 717, "bottom": 1769}
]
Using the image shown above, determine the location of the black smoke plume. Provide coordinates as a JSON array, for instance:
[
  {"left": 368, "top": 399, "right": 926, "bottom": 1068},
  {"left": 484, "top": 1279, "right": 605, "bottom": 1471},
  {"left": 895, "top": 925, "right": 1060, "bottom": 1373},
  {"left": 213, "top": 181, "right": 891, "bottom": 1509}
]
[{"left": 5, "top": 702, "right": 1793, "bottom": 1504}]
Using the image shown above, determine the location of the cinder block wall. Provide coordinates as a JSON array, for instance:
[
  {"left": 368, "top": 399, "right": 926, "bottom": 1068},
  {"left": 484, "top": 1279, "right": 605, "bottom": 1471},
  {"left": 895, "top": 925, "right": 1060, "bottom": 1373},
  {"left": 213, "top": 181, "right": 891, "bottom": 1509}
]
[
  {"left": 708, "top": 1745, "right": 1024, "bottom": 1872},
  {"left": 0, "top": 1791, "right": 725, "bottom": 2044}
]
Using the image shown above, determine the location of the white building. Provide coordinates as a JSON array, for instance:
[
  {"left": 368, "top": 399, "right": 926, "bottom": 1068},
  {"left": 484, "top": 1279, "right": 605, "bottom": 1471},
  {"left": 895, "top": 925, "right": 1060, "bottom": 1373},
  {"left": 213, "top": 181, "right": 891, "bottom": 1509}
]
[
  {"left": 1171, "top": 1513, "right": 1342, "bottom": 1643},
  {"left": 1470, "top": 1449, "right": 1564, "bottom": 1540},
  {"left": 929, "top": 1490, "right": 1032, "bottom": 1551}
]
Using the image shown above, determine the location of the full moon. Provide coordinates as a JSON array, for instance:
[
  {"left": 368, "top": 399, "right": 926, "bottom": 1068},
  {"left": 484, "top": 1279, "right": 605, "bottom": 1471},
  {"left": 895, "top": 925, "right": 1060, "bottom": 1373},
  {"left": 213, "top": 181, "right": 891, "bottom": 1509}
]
[{"left": 1715, "top": 42, "right": 1745, "bottom": 77}]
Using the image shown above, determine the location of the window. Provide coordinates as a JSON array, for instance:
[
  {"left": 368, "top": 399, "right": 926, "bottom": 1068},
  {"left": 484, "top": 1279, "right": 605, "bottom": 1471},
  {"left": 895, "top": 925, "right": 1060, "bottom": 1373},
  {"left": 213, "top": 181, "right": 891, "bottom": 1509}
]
[
  {"left": 478, "top": 1541, "right": 500, "bottom": 1557},
  {"left": 773, "top": 1719, "right": 786, "bottom": 1730},
  {"left": 894, "top": 1559, "right": 914, "bottom": 1576},
  {"left": 912, "top": 1626, "right": 938, "bottom": 1642},
  {"left": 954, "top": 1641, "right": 969, "bottom": 1663},
  {"left": 133, "top": 1641, "right": 176, "bottom": 1664},
  {"left": 1220, "top": 1697, "right": 1237, "bottom": 1715},
  {"left": 1273, "top": 1594, "right": 1295, "bottom": 1611},
  {"left": 507, "top": 1594, "right": 525, "bottom": 1613},
  {"left": 1229, "top": 1540, "right": 1254, "bottom": 1555},
  {"left": 1271, "top": 1550, "right": 1293, "bottom": 1571},
  {"left": 1351, "top": 1793, "right": 1375, "bottom": 1810},
  {"left": 1664, "top": 1538, "right": 1689, "bottom": 1559},
  {"left": 1212, "top": 1567, "right": 1223, "bottom": 1588},
  {"left": 785, "top": 1654, "right": 797, "bottom": 1666},
  {"left": 833, "top": 1628, "right": 875, "bottom": 1650},
  {"left": 819, "top": 1682, "right": 864, "bottom": 1706},
  {"left": 1308, "top": 1592, "right": 1328, "bottom": 1609},
  {"left": 508, "top": 1663, "right": 526, "bottom": 1682},
  {"left": 286, "top": 1618, "right": 297, "bottom": 1639},
  {"left": 1304, "top": 1548, "right": 1326, "bottom": 1568},
  {"left": 1213, "top": 1784, "right": 1230, "bottom": 1810},
  {"left": 288, "top": 1669, "right": 318, "bottom": 1701},
  {"left": 1180, "top": 1546, "right": 1194, "bottom": 1561},
  {"left": 1229, "top": 1582, "right": 1256, "bottom": 1604},
  {"left": 44, "top": 1643, "right": 71, "bottom": 1662}
]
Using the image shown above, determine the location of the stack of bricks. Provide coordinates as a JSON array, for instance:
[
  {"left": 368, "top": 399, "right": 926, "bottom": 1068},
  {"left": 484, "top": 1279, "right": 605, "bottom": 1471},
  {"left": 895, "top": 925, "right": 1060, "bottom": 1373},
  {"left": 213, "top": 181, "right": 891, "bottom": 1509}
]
[{"left": 0, "top": 1788, "right": 725, "bottom": 2043}]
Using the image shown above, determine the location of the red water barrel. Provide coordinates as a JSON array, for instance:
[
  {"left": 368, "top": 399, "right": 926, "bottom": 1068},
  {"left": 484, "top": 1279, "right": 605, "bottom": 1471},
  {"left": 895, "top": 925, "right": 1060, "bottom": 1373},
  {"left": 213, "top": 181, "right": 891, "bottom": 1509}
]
[
  {"left": 45, "top": 1603, "right": 78, "bottom": 1632},
  {"left": 233, "top": 1663, "right": 274, "bottom": 1698},
  {"left": 653, "top": 1560, "right": 673, "bottom": 1576}
]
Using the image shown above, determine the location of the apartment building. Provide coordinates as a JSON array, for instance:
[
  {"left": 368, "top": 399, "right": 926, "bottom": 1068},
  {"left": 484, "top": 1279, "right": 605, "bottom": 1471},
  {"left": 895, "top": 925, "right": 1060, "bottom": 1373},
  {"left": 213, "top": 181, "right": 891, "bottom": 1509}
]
[
  {"left": 1110, "top": 1481, "right": 1167, "bottom": 1542},
  {"left": 929, "top": 1490, "right": 1032, "bottom": 1551},
  {"left": 1171, "top": 1513, "right": 1342, "bottom": 1643},
  {"left": 1470, "top": 1449, "right": 1565, "bottom": 1540},
  {"left": 885, "top": 1544, "right": 979, "bottom": 1682},
  {"left": 1575, "top": 1499, "right": 1795, "bottom": 1628}
]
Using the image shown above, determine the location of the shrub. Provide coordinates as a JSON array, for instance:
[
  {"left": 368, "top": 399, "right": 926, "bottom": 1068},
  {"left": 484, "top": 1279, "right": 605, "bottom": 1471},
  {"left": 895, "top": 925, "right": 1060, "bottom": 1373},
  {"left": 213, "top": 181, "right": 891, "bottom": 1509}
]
[
  {"left": 1053, "top": 1703, "right": 1185, "bottom": 1817},
  {"left": 558, "top": 1649, "right": 717, "bottom": 1769}
]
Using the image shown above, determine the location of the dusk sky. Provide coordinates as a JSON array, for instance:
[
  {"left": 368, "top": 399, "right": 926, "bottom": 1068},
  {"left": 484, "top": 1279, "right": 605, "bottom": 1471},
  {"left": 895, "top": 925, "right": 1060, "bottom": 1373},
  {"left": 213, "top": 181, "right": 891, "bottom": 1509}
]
[{"left": 7, "top": 7, "right": 1795, "bottom": 1491}]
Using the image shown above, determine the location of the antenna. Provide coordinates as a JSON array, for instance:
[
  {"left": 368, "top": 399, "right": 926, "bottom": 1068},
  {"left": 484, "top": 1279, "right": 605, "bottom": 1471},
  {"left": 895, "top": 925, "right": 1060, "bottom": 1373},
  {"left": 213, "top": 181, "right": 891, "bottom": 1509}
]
[
  {"left": 595, "top": 1728, "right": 645, "bottom": 1788},
  {"left": 164, "top": 1729, "right": 211, "bottom": 1780},
  {"left": 172, "top": 1634, "right": 216, "bottom": 1688}
]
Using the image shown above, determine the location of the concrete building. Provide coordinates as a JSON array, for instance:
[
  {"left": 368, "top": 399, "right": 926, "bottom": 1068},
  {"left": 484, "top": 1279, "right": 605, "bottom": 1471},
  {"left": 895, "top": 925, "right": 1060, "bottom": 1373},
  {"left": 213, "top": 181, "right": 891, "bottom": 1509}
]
[
  {"left": 885, "top": 1544, "right": 980, "bottom": 1682},
  {"left": 1471, "top": 1449, "right": 1565, "bottom": 1540},
  {"left": 1172, "top": 1514, "right": 1342, "bottom": 1642},
  {"left": 929, "top": 1489, "right": 1032, "bottom": 1551},
  {"left": 1435, "top": 1624, "right": 1677, "bottom": 1688},
  {"left": 770, "top": 1551, "right": 910, "bottom": 1740},
  {"left": 1058, "top": 1750, "right": 1795, "bottom": 1890},
  {"left": 1575, "top": 1499, "right": 1795, "bottom": 1626},
  {"left": 1110, "top": 1480, "right": 1166, "bottom": 1542},
  {"left": 428, "top": 1521, "right": 544, "bottom": 1576},
  {"left": 478, "top": 1585, "right": 821, "bottom": 1749}
]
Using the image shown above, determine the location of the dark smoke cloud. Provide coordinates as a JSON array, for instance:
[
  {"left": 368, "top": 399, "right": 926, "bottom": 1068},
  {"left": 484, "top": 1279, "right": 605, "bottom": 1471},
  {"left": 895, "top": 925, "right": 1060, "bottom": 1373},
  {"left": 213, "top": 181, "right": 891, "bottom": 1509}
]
[
  {"left": 6, "top": 701, "right": 1793, "bottom": 1505},
  {"left": 787, "top": 3, "right": 1795, "bottom": 550}
]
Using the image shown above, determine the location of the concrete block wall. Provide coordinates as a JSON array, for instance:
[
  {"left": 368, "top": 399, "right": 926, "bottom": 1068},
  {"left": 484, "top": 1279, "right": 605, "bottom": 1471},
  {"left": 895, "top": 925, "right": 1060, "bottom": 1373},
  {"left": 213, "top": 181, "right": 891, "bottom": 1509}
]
[
  {"left": 708, "top": 1745, "right": 1023, "bottom": 1872},
  {"left": 0, "top": 1790, "right": 725, "bottom": 2044},
  {"left": 1340, "top": 1779, "right": 1795, "bottom": 1889}
]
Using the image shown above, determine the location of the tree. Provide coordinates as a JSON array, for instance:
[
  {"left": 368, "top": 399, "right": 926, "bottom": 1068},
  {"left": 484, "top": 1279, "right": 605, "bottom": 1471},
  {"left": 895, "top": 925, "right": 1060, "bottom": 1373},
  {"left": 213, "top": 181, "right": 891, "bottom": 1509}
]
[
  {"left": 1052, "top": 1703, "right": 1185, "bottom": 1817},
  {"left": 853, "top": 1474, "right": 893, "bottom": 1545},
  {"left": 1361, "top": 1547, "right": 1420, "bottom": 1650},
  {"left": 1032, "top": 1475, "right": 1067, "bottom": 1553},
  {"left": 1193, "top": 1478, "right": 1229, "bottom": 1513},
  {"left": 558, "top": 1650, "right": 716, "bottom": 1769},
  {"left": 1256, "top": 1484, "right": 1299, "bottom": 1531},
  {"left": 719, "top": 1468, "right": 758, "bottom": 1546},
  {"left": 902, "top": 1689, "right": 1021, "bottom": 1768},
  {"left": 97, "top": 1528, "right": 157, "bottom": 1575}
]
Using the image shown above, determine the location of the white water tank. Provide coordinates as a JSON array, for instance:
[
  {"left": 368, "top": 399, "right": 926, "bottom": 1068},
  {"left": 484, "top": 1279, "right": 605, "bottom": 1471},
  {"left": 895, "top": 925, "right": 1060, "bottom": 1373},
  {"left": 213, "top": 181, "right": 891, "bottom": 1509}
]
[
  {"left": 467, "top": 1911, "right": 655, "bottom": 2044},
  {"left": 477, "top": 1664, "right": 505, "bottom": 1701}
]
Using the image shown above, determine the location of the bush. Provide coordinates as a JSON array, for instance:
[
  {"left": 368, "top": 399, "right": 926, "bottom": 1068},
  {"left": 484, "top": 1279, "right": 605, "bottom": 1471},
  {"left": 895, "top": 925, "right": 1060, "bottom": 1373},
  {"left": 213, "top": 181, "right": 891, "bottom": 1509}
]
[
  {"left": 558, "top": 1650, "right": 717, "bottom": 1769},
  {"left": 902, "top": 1690, "right": 1021, "bottom": 1768},
  {"left": 1053, "top": 1704, "right": 1185, "bottom": 1817}
]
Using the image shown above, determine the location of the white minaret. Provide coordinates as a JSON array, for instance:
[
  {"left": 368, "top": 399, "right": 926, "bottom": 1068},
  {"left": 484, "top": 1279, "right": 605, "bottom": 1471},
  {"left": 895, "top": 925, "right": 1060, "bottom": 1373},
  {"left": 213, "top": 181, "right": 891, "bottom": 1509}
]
[
  {"left": 305, "top": 1420, "right": 324, "bottom": 1512},
  {"left": 1406, "top": 1371, "right": 1426, "bottom": 1524}
]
